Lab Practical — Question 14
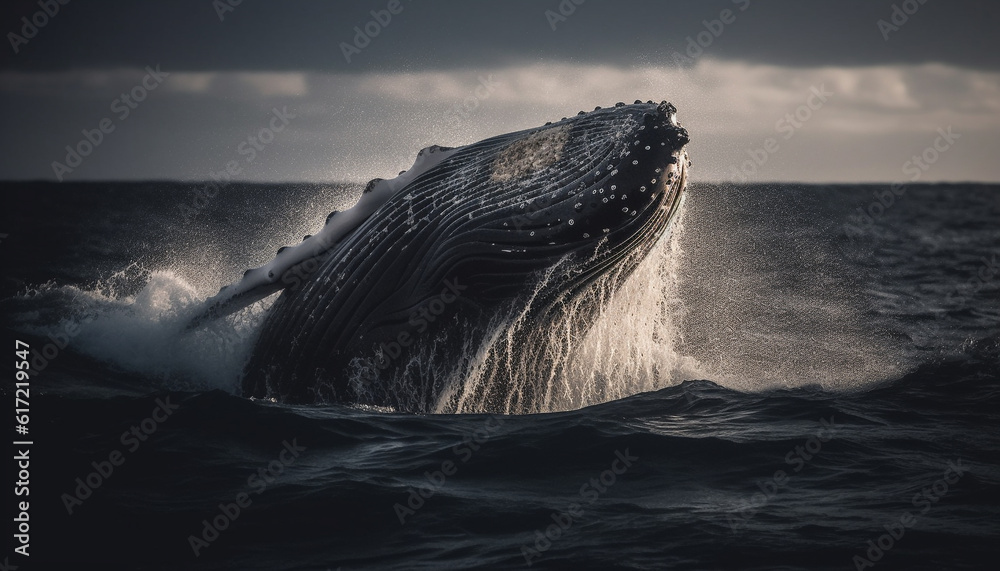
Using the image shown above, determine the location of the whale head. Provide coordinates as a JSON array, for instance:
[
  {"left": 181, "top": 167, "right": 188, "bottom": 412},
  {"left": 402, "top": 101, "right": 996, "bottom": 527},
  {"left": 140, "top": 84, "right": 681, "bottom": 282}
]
[{"left": 436, "top": 100, "right": 690, "bottom": 305}]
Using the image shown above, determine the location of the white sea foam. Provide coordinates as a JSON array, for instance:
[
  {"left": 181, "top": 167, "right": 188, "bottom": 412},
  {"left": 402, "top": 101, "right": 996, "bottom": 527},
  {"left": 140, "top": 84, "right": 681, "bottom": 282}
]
[{"left": 15, "top": 267, "right": 269, "bottom": 393}]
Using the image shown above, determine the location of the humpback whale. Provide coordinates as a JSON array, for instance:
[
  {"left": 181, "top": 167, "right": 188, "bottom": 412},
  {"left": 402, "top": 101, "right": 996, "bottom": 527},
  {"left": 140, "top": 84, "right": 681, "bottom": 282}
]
[{"left": 189, "top": 100, "right": 690, "bottom": 411}]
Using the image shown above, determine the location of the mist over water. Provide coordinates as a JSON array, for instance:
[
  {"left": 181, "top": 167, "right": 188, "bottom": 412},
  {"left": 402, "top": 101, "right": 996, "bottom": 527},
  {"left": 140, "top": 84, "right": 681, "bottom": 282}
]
[{"left": 674, "top": 184, "right": 908, "bottom": 392}]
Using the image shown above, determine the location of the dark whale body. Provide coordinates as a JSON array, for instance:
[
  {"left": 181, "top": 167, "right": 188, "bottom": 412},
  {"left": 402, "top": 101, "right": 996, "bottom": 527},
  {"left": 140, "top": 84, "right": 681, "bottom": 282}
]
[{"left": 191, "top": 101, "right": 690, "bottom": 411}]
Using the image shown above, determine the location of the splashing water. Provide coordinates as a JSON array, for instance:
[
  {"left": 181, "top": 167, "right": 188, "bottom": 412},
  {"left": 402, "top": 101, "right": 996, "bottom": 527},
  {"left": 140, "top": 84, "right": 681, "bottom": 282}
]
[
  {"left": 12, "top": 265, "right": 269, "bottom": 394},
  {"left": 431, "top": 195, "right": 695, "bottom": 414},
  {"left": 11, "top": 184, "right": 905, "bottom": 412},
  {"left": 422, "top": 186, "right": 904, "bottom": 414}
]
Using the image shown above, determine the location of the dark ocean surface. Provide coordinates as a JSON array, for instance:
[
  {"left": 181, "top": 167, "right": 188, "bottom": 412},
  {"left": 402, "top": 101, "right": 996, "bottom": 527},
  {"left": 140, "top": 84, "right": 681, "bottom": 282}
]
[{"left": 1, "top": 181, "right": 998, "bottom": 570}]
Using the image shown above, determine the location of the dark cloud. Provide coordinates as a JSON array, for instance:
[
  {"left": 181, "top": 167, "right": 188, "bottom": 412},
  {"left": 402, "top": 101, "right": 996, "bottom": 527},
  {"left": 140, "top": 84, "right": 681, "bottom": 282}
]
[{"left": 1, "top": 0, "right": 996, "bottom": 73}]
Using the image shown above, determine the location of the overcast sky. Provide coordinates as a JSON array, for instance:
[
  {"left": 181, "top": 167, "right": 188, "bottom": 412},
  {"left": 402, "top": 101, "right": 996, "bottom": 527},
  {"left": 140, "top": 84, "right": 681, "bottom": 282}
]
[{"left": 1, "top": 0, "right": 998, "bottom": 183}]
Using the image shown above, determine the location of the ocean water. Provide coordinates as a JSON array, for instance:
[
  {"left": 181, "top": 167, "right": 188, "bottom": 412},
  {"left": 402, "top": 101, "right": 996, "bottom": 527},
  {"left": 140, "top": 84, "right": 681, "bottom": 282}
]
[{"left": 1, "top": 181, "right": 998, "bottom": 570}]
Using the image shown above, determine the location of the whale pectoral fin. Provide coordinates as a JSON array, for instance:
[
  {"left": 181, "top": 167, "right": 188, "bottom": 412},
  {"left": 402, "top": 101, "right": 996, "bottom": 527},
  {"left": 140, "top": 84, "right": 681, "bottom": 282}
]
[
  {"left": 184, "top": 266, "right": 289, "bottom": 330},
  {"left": 185, "top": 284, "right": 282, "bottom": 330}
]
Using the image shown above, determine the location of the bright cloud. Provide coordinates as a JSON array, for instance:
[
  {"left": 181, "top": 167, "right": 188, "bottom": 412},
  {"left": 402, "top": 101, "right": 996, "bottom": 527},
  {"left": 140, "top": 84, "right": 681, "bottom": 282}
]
[{"left": 2, "top": 60, "right": 998, "bottom": 182}]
